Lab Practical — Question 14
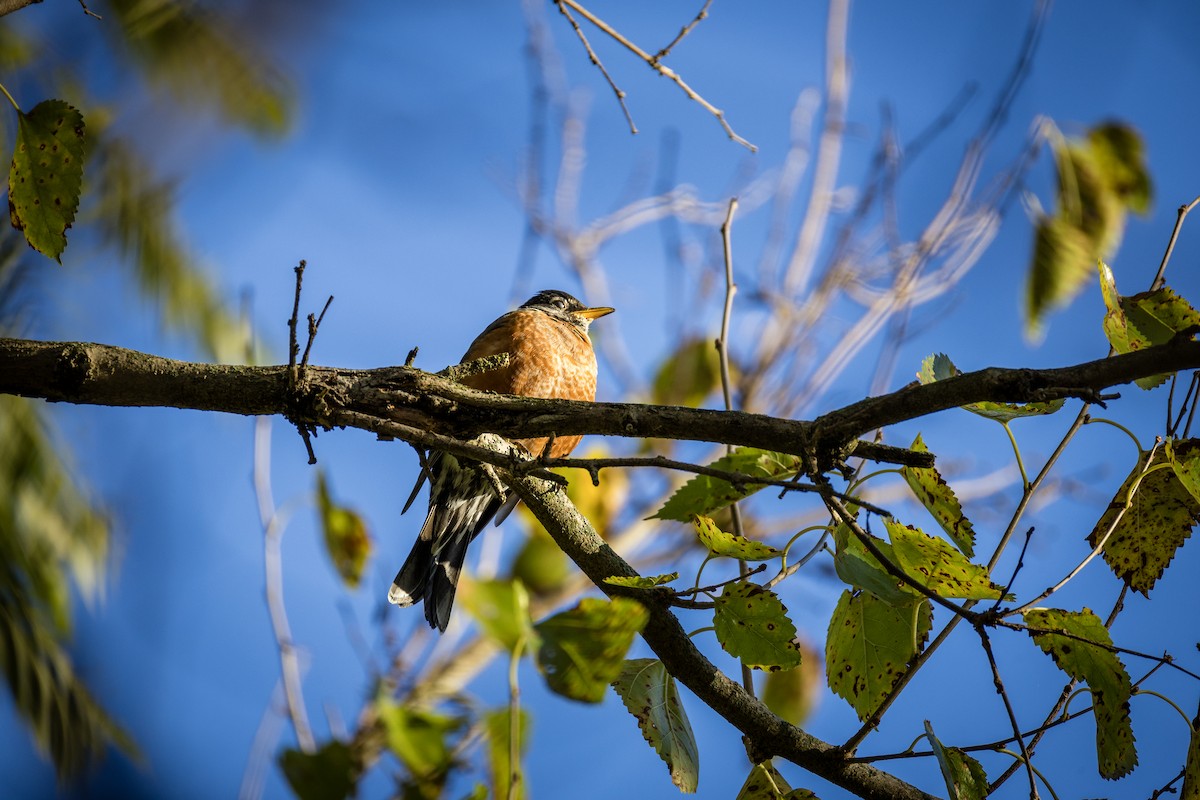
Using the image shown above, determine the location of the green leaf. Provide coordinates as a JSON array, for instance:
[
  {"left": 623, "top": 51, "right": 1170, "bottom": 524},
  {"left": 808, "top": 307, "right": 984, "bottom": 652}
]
[
  {"left": 826, "top": 590, "right": 931, "bottom": 721},
  {"left": 7, "top": 99, "right": 85, "bottom": 261},
  {"left": 603, "top": 572, "right": 680, "bottom": 589},
  {"left": 1182, "top": 700, "right": 1200, "bottom": 800},
  {"left": 1087, "top": 444, "right": 1200, "bottom": 595},
  {"left": 1088, "top": 122, "right": 1153, "bottom": 215},
  {"left": 652, "top": 448, "right": 802, "bottom": 521},
  {"left": 885, "top": 518, "right": 1003, "bottom": 600},
  {"left": 901, "top": 434, "right": 976, "bottom": 557},
  {"left": 1168, "top": 438, "right": 1200, "bottom": 507},
  {"left": 736, "top": 762, "right": 819, "bottom": 800},
  {"left": 457, "top": 578, "right": 535, "bottom": 653},
  {"left": 483, "top": 707, "right": 531, "bottom": 800},
  {"left": 510, "top": 528, "right": 570, "bottom": 595},
  {"left": 1026, "top": 214, "right": 1095, "bottom": 338},
  {"left": 315, "top": 472, "right": 371, "bottom": 589},
  {"left": 377, "top": 698, "right": 462, "bottom": 782},
  {"left": 279, "top": 741, "right": 358, "bottom": 800},
  {"left": 612, "top": 659, "right": 700, "bottom": 793},
  {"left": 534, "top": 597, "right": 648, "bottom": 703},
  {"left": 917, "top": 353, "right": 1064, "bottom": 422},
  {"left": 713, "top": 580, "right": 803, "bottom": 671},
  {"left": 692, "top": 514, "right": 782, "bottom": 561},
  {"left": 925, "top": 721, "right": 989, "bottom": 800},
  {"left": 832, "top": 520, "right": 921, "bottom": 606},
  {"left": 1099, "top": 261, "right": 1200, "bottom": 389},
  {"left": 652, "top": 337, "right": 723, "bottom": 408},
  {"left": 761, "top": 642, "right": 821, "bottom": 727},
  {"left": 1022, "top": 607, "right": 1137, "bottom": 779}
]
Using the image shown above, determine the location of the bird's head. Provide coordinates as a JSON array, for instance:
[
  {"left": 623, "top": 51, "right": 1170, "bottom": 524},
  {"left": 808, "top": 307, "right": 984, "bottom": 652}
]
[{"left": 521, "top": 289, "right": 614, "bottom": 333}]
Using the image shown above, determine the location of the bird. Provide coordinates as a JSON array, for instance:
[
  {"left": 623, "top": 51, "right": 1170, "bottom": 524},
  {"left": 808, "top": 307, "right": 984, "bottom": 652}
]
[{"left": 388, "top": 289, "right": 614, "bottom": 631}]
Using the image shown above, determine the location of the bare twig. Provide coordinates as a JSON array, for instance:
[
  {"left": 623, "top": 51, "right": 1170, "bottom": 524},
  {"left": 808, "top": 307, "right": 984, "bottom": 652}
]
[
  {"left": 652, "top": 0, "right": 712, "bottom": 63},
  {"left": 552, "top": 0, "right": 637, "bottom": 135}
]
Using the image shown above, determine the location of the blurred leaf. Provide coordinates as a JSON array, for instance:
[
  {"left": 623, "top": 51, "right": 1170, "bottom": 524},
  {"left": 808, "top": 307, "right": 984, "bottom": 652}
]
[
  {"left": 917, "top": 353, "right": 1064, "bottom": 422},
  {"left": 1099, "top": 261, "right": 1200, "bottom": 389},
  {"left": 1087, "top": 444, "right": 1199, "bottom": 595},
  {"left": 457, "top": 578, "right": 534, "bottom": 653},
  {"left": 315, "top": 472, "right": 370, "bottom": 589},
  {"left": 483, "top": 707, "right": 531, "bottom": 800},
  {"left": 1025, "top": 215, "right": 1094, "bottom": 339},
  {"left": 612, "top": 659, "right": 699, "bottom": 793},
  {"left": 1023, "top": 607, "right": 1137, "bottom": 779},
  {"left": 603, "top": 572, "right": 679, "bottom": 589},
  {"left": 884, "top": 518, "right": 1003, "bottom": 600},
  {"left": 832, "top": 519, "right": 921, "bottom": 606},
  {"left": 735, "top": 761, "right": 819, "bottom": 800},
  {"left": 826, "top": 590, "right": 931, "bottom": 722},
  {"left": 1088, "top": 122, "right": 1153, "bottom": 215},
  {"left": 1182, "top": 700, "right": 1200, "bottom": 800},
  {"left": 89, "top": 140, "right": 252, "bottom": 362},
  {"left": 510, "top": 528, "right": 570, "bottom": 595},
  {"left": 651, "top": 337, "right": 722, "bottom": 408},
  {"left": 377, "top": 698, "right": 462, "bottom": 785},
  {"left": 107, "top": 0, "right": 293, "bottom": 137},
  {"left": 653, "top": 448, "right": 802, "bottom": 522},
  {"left": 8, "top": 100, "right": 86, "bottom": 262},
  {"left": 924, "top": 721, "right": 988, "bottom": 800},
  {"left": 901, "top": 434, "right": 976, "bottom": 557},
  {"left": 279, "top": 740, "right": 358, "bottom": 800},
  {"left": 534, "top": 597, "right": 648, "bottom": 703},
  {"left": 761, "top": 640, "right": 822, "bottom": 727},
  {"left": 713, "top": 580, "right": 803, "bottom": 671},
  {"left": 692, "top": 514, "right": 781, "bottom": 561}
]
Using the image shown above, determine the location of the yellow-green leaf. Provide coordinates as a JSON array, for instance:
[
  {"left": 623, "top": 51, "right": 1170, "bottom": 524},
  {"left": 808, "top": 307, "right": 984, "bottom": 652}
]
[
  {"left": 832, "top": 520, "right": 922, "bottom": 606},
  {"left": 1026, "top": 214, "right": 1095, "bottom": 338},
  {"left": 901, "top": 434, "right": 976, "bottom": 557},
  {"left": 917, "top": 353, "right": 1063, "bottom": 422},
  {"left": 713, "top": 581, "right": 803, "bottom": 672},
  {"left": 603, "top": 572, "right": 679, "bottom": 589},
  {"left": 377, "top": 699, "right": 462, "bottom": 782},
  {"left": 653, "top": 448, "right": 801, "bottom": 521},
  {"left": 510, "top": 528, "right": 571, "bottom": 595},
  {"left": 692, "top": 514, "right": 782, "bottom": 561},
  {"left": 761, "top": 641, "right": 822, "bottom": 727},
  {"left": 1168, "top": 439, "right": 1200, "bottom": 507},
  {"left": 736, "top": 762, "right": 819, "bottom": 800},
  {"left": 652, "top": 337, "right": 723, "bottom": 408},
  {"left": 315, "top": 472, "right": 371, "bottom": 589},
  {"left": 1087, "top": 444, "right": 1200, "bottom": 595},
  {"left": 1088, "top": 122, "right": 1152, "bottom": 215},
  {"left": 826, "top": 590, "right": 931, "bottom": 722},
  {"left": 483, "top": 707, "right": 531, "bottom": 800},
  {"left": 885, "top": 518, "right": 1003, "bottom": 600},
  {"left": 8, "top": 99, "right": 85, "bottom": 262},
  {"left": 612, "top": 659, "right": 699, "bottom": 793},
  {"left": 457, "top": 578, "right": 535, "bottom": 653},
  {"left": 534, "top": 597, "right": 648, "bottom": 703},
  {"left": 1022, "top": 607, "right": 1136, "bottom": 779},
  {"left": 925, "top": 721, "right": 989, "bottom": 800}
]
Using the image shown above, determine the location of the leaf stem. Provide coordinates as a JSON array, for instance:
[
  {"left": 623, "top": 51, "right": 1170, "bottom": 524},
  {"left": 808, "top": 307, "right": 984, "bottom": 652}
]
[{"left": 0, "top": 80, "right": 20, "bottom": 112}]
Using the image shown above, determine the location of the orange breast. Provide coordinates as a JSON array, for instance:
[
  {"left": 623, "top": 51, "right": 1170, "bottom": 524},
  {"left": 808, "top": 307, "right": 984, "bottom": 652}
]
[{"left": 459, "top": 309, "right": 597, "bottom": 459}]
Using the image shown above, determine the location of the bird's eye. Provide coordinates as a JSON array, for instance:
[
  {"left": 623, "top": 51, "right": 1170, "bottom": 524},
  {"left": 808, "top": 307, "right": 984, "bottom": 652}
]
[{"left": 554, "top": 297, "right": 567, "bottom": 308}]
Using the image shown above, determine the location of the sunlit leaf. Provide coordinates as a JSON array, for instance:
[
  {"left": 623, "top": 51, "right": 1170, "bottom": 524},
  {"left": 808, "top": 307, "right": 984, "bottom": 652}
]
[
  {"left": 832, "top": 520, "right": 921, "bottom": 606},
  {"left": 692, "top": 514, "right": 782, "bottom": 561},
  {"left": 8, "top": 99, "right": 85, "bottom": 262},
  {"left": 279, "top": 740, "right": 358, "bottom": 800},
  {"left": 901, "top": 434, "right": 976, "bottom": 557},
  {"left": 1088, "top": 122, "right": 1153, "bottom": 215},
  {"left": 653, "top": 448, "right": 801, "bottom": 521},
  {"left": 713, "top": 580, "right": 803, "bottom": 672},
  {"left": 917, "top": 353, "right": 1064, "bottom": 422},
  {"left": 315, "top": 472, "right": 370, "bottom": 589},
  {"left": 377, "top": 698, "right": 462, "bottom": 782},
  {"left": 652, "top": 337, "right": 723, "bottom": 408},
  {"left": 761, "top": 640, "right": 822, "bottom": 727},
  {"left": 534, "top": 597, "right": 648, "bottom": 703},
  {"left": 457, "top": 578, "right": 535, "bottom": 653},
  {"left": 612, "top": 659, "right": 699, "bottom": 793},
  {"left": 884, "top": 518, "right": 1003, "bottom": 600},
  {"left": 1099, "top": 261, "right": 1200, "bottom": 389},
  {"left": 735, "top": 762, "right": 818, "bottom": 800},
  {"left": 1168, "top": 438, "right": 1200, "bottom": 507},
  {"left": 603, "top": 572, "right": 679, "bottom": 589},
  {"left": 925, "top": 720, "right": 989, "bottom": 800},
  {"left": 826, "top": 590, "right": 931, "bottom": 721},
  {"left": 1023, "top": 607, "right": 1136, "bottom": 778},
  {"left": 1087, "top": 444, "right": 1199, "bottom": 595},
  {"left": 483, "top": 707, "right": 531, "bottom": 800}
]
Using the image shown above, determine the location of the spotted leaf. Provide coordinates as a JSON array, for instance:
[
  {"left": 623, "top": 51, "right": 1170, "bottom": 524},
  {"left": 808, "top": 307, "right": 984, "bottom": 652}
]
[
  {"left": 735, "top": 762, "right": 819, "bottom": 800},
  {"left": 832, "top": 520, "right": 922, "bottom": 606},
  {"left": 611, "top": 659, "right": 699, "bottom": 793},
  {"left": 653, "top": 448, "right": 801, "bottom": 521},
  {"left": 918, "top": 353, "right": 1063, "bottom": 422},
  {"left": 1087, "top": 444, "right": 1200, "bottom": 595},
  {"left": 1181, "top": 700, "right": 1200, "bottom": 800},
  {"left": 603, "top": 572, "right": 679, "bottom": 589},
  {"left": 1023, "top": 607, "right": 1136, "bottom": 779},
  {"left": 885, "top": 518, "right": 1003, "bottom": 600},
  {"left": 826, "top": 590, "right": 931, "bottom": 722},
  {"left": 8, "top": 99, "right": 85, "bottom": 262},
  {"left": 925, "top": 721, "right": 989, "bottom": 800},
  {"left": 901, "top": 434, "right": 976, "bottom": 557},
  {"left": 713, "top": 580, "right": 802, "bottom": 671},
  {"left": 692, "top": 514, "right": 782, "bottom": 561}
]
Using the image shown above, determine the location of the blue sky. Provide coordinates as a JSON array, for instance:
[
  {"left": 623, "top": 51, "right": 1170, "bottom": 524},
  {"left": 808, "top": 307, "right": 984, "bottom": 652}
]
[{"left": 3, "top": 2, "right": 1200, "bottom": 799}]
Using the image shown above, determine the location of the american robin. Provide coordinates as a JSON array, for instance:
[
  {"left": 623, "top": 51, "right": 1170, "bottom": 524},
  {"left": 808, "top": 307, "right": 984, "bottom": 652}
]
[{"left": 389, "top": 289, "right": 614, "bottom": 631}]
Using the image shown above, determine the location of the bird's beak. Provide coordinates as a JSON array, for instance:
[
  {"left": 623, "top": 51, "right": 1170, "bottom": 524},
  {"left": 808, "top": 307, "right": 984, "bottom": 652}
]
[{"left": 576, "top": 306, "right": 615, "bottom": 320}]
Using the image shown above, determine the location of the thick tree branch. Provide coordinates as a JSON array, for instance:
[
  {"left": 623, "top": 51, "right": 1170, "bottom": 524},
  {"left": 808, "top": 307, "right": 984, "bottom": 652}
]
[{"left": 2, "top": 336, "right": 1199, "bottom": 474}]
